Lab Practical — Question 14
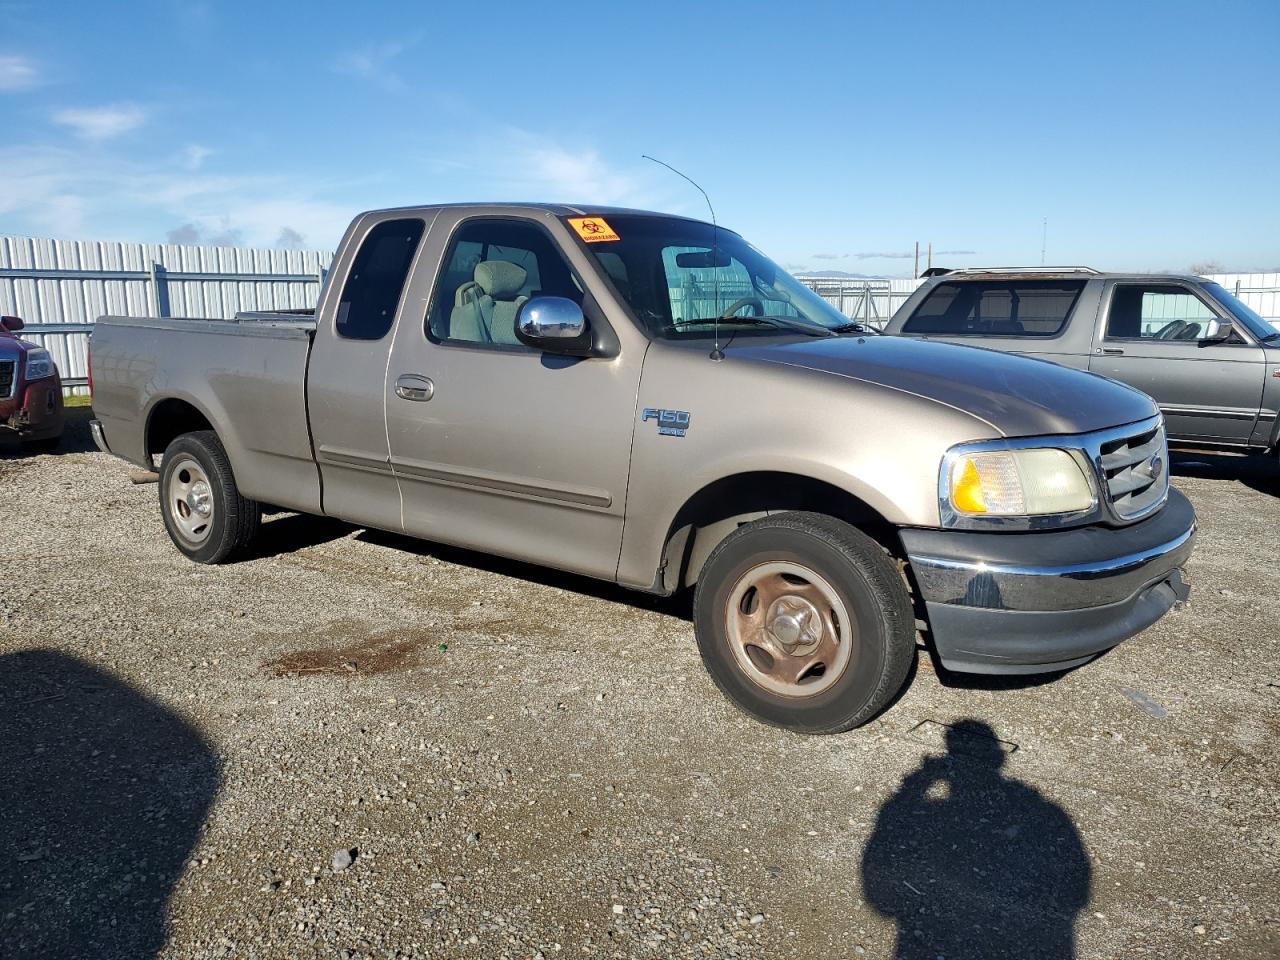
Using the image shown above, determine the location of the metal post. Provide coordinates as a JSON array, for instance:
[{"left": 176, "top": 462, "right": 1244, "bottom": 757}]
[{"left": 147, "top": 261, "right": 171, "bottom": 317}]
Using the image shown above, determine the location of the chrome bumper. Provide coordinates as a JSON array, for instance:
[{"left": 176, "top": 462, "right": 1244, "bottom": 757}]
[
  {"left": 902, "top": 488, "right": 1196, "bottom": 674},
  {"left": 89, "top": 418, "right": 111, "bottom": 454}
]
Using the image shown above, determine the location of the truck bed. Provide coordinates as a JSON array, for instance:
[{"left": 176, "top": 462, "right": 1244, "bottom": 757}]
[{"left": 90, "top": 314, "right": 322, "bottom": 514}]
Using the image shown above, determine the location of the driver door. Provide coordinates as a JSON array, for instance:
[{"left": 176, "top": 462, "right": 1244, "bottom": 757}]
[
  {"left": 1089, "top": 281, "right": 1267, "bottom": 443},
  {"left": 384, "top": 211, "right": 642, "bottom": 579}
]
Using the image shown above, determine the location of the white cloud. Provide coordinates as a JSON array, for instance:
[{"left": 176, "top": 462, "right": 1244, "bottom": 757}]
[
  {"left": 0, "top": 54, "right": 39, "bottom": 90},
  {"left": 0, "top": 144, "right": 351, "bottom": 248},
  {"left": 462, "top": 130, "right": 684, "bottom": 210},
  {"left": 333, "top": 38, "right": 417, "bottom": 91},
  {"left": 181, "top": 144, "right": 213, "bottom": 170},
  {"left": 52, "top": 103, "right": 147, "bottom": 141}
]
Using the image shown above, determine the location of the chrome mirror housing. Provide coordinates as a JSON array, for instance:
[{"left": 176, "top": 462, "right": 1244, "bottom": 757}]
[
  {"left": 517, "top": 296, "right": 585, "bottom": 340},
  {"left": 1202, "top": 318, "right": 1234, "bottom": 342}
]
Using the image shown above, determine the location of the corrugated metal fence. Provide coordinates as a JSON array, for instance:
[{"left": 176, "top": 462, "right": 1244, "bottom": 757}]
[
  {"left": 795, "top": 277, "right": 922, "bottom": 329},
  {"left": 1204, "top": 272, "right": 1280, "bottom": 324},
  {"left": 0, "top": 235, "right": 331, "bottom": 392}
]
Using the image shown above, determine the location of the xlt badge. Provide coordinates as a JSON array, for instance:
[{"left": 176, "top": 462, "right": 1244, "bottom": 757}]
[{"left": 642, "top": 407, "right": 691, "bottom": 437}]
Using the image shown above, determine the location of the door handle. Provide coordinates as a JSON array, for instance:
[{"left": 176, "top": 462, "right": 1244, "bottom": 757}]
[
  {"left": 395, "top": 374, "right": 434, "bottom": 402},
  {"left": 1101, "top": 347, "right": 1124, "bottom": 356}
]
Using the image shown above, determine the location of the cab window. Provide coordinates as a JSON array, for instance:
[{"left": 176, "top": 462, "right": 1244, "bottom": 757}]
[
  {"left": 1105, "top": 284, "right": 1219, "bottom": 341},
  {"left": 902, "top": 280, "right": 1084, "bottom": 337},
  {"left": 335, "top": 218, "right": 425, "bottom": 341},
  {"left": 427, "top": 219, "right": 582, "bottom": 347}
]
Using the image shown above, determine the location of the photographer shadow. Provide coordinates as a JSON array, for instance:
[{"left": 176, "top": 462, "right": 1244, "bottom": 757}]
[
  {"left": 0, "top": 650, "right": 219, "bottom": 959},
  {"left": 862, "top": 720, "right": 1091, "bottom": 959}
]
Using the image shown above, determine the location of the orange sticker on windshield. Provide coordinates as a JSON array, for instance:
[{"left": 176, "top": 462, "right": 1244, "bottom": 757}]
[{"left": 568, "top": 216, "right": 620, "bottom": 243}]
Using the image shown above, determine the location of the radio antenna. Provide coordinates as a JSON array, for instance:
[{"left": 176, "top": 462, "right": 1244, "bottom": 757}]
[{"left": 642, "top": 155, "right": 723, "bottom": 360}]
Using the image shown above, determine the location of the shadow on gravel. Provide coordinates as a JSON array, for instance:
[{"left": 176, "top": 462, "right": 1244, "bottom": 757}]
[
  {"left": 0, "top": 650, "right": 219, "bottom": 960},
  {"left": 1170, "top": 449, "right": 1280, "bottom": 498},
  {"left": 0, "top": 403, "right": 97, "bottom": 459},
  {"left": 357, "top": 528, "right": 695, "bottom": 621},
  {"left": 240, "top": 512, "right": 354, "bottom": 562},
  {"left": 862, "top": 719, "right": 1091, "bottom": 960}
]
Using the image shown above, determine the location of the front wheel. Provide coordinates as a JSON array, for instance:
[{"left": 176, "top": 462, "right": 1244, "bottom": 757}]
[
  {"left": 159, "top": 431, "right": 260, "bottom": 563},
  {"left": 693, "top": 512, "right": 916, "bottom": 734}
]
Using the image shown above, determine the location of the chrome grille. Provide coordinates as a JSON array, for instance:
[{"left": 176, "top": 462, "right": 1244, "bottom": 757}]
[
  {"left": 1098, "top": 421, "right": 1168, "bottom": 520},
  {"left": 0, "top": 359, "right": 14, "bottom": 400}
]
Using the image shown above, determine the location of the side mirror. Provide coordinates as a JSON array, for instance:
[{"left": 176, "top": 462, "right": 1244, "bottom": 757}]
[
  {"left": 1202, "top": 318, "right": 1234, "bottom": 342},
  {"left": 0, "top": 315, "right": 24, "bottom": 332},
  {"left": 515, "top": 296, "right": 594, "bottom": 356}
]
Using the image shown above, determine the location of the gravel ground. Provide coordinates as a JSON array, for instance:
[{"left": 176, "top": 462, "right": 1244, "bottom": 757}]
[{"left": 1, "top": 408, "right": 1277, "bottom": 960}]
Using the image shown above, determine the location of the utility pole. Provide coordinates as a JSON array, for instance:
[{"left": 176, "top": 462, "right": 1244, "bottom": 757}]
[
  {"left": 1041, "top": 218, "right": 1047, "bottom": 265},
  {"left": 927, "top": 241, "right": 933, "bottom": 271},
  {"left": 914, "top": 241, "right": 919, "bottom": 277}
]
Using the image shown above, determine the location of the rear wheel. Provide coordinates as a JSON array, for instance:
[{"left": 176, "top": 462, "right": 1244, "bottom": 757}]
[
  {"left": 693, "top": 512, "right": 916, "bottom": 734},
  {"left": 159, "top": 431, "right": 260, "bottom": 563}
]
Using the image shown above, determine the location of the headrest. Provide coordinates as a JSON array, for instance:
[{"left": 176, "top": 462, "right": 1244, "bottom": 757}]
[{"left": 474, "top": 260, "right": 527, "bottom": 300}]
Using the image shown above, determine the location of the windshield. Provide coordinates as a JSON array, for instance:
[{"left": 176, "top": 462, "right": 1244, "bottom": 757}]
[
  {"left": 565, "top": 214, "right": 854, "bottom": 340},
  {"left": 1203, "top": 282, "right": 1279, "bottom": 340}
]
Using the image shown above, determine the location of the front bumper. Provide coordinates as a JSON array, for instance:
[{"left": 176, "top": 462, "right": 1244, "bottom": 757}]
[
  {"left": 903, "top": 488, "right": 1196, "bottom": 674},
  {"left": 1, "top": 377, "right": 64, "bottom": 439}
]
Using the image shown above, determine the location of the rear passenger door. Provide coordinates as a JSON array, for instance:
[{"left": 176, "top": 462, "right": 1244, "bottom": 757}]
[
  {"left": 308, "top": 213, "right": 432, "bottom": 530},
  {"left": 1088, "top": 282, "right": 1266, "bottom": 444}
]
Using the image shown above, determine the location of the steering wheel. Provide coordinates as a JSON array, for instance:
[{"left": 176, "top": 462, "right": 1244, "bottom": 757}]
[
  {"left": 719, "top": 297, "right": 765, "bottom": 319},
  {"left": 1153, "top": 320, "right": 1186, "bottom": 340}
]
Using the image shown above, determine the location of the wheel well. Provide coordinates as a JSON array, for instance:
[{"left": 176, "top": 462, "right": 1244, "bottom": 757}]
[
  {"left": 658, "top": 472, "right": 902, "bottom": 592},
  {"left": 146, "top": 399, "right": 214, "bottom": 464}
]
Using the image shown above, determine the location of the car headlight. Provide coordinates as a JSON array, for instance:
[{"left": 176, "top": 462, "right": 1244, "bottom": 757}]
[
  {"left": 943, "top": 446, "right": 1096, "bottom": 522},
  {"left": 24, "top": 348, "right": 56, "bottom": 381}
]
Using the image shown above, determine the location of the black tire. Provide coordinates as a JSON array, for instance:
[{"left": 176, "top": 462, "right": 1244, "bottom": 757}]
[
  {"left": 693, "top": 512, "right": 915, "bottom": 734},
  {"left": 158, "top": 431, "right": 260, "bottom": 564}
]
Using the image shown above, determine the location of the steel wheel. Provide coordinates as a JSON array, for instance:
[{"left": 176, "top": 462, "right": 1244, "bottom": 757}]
[
  {"left": 166, "top": 455, "right": 215, "bottom": 546},
  {"left": 724, "top": 560, "right": 855, "bottom": 698}
]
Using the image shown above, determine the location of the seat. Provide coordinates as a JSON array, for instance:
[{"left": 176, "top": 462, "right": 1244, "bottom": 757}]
[{"left": 448, "top": 260, "right": 529, "bottom": 345}]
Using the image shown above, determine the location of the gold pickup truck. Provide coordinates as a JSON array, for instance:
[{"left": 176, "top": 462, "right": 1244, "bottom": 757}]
[{"left": 89, "top": 204, "right": 1195, "bottom": 733}]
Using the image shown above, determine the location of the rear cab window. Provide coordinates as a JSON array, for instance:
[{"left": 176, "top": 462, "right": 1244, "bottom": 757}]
[
  {"left": 902, "top": 280, "right": 1086, "bottom": 337},
  {"left": 336, "top": 218, "right": 426, "bottom": 341}
]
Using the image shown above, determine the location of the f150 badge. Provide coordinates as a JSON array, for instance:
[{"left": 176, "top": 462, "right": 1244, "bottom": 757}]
[{"left": 642, "top": 407, "right": 691, "bottom": 437}]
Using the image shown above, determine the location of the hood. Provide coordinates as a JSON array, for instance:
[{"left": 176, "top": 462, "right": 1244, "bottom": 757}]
[
  {"left": 733, "top": 335, "right": 1157, "bottom": 438},
  {"left": 0, "top": 329, "right": 34, "bottom": 357}
]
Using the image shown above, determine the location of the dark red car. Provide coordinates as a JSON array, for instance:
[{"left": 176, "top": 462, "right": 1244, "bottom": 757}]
[{"left": 1, "top": 315, "right": 64, "bottom": 450}]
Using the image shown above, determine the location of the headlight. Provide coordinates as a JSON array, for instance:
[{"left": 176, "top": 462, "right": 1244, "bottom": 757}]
[
  {"left": 944, "top": 447, "right": 1095, "bottom": 520},
  {"left": 24, "top": 348, "right": 56, "bottom": 381}
]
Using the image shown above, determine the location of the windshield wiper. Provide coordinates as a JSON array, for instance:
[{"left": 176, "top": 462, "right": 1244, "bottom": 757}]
[
  {"left": 670, "top": 315, "right": 834, "bottom": 338},
  {"left": 830, "top": 321, "right": 881, "bottom": 335}
]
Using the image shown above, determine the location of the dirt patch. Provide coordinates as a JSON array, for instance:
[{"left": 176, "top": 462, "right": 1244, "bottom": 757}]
[{"left": 263, "top": 623, "right": 433, "bottom": 677}]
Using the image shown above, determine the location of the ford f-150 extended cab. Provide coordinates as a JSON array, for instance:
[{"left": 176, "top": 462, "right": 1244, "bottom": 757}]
[
  {"left": 884, "top": 267, "right": 1280, "bottom": 455},
  {"left": 89, "top": 204, "right": 1195, "bottom": 733},
  {"left": 1, "top": 314, "right": 64, "bottom": 450}
]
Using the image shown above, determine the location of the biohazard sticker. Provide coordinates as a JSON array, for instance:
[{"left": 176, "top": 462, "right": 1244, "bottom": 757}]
[{"left": 568, "top": 216, "right": 620, "bottom": 243}]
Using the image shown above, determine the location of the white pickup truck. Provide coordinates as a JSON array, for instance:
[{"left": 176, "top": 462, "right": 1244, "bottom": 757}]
[{"left": 89, "top": 204, "right": 1195, "bottom": 733}]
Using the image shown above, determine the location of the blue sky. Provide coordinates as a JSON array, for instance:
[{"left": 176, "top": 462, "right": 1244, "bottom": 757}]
[{"left": 1, "top": 0, "right": 1277, "bottom": 275}]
